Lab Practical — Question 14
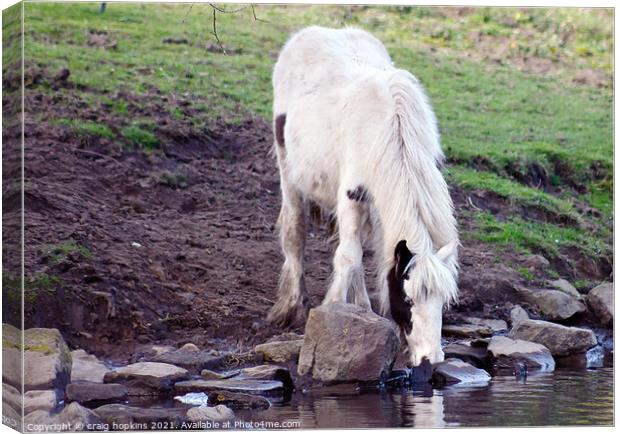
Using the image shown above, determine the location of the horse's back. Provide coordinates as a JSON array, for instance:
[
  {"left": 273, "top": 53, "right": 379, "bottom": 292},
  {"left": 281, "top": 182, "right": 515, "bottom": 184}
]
[{"left": 273, "top": 26, "right": 393, "bottom": 115}]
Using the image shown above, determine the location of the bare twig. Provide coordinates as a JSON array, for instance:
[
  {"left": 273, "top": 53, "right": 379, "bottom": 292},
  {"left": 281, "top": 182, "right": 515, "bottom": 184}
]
[
  {"left": 211, "top": 7, "right": 226, "bottom": 54},
  {"left": 182, "top": 3, "right": 194, "bottom": 24},
  {"left": 208, "top": 3, "right": 248, "bottom": 14},
  {"left": 251, "top": 4, "right": 268, "bottom": 22}
]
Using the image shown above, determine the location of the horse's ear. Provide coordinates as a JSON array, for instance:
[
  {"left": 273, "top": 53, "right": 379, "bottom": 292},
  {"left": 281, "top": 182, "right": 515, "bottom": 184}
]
[
  {"left": 394, "top": 240, "right": 413, "bottom": 278},
  {"left": 437, "top": 239, "right": 458, "bottom": 264}
]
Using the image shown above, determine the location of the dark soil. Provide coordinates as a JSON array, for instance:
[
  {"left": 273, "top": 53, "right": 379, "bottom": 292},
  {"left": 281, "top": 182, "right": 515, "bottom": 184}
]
[{"left": 1, "top": 72, "right": 610, "bottom": 364}]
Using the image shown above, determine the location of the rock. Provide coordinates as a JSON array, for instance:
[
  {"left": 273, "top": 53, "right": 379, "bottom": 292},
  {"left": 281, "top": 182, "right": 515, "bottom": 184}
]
[
  {"left": 186, "top": 405, "right": 234, "bottom": 422},
  {"left": 297, "top": 303, "right": 399, "bottom": 383},
  {"left": 3, "top": 382, "right": 22, "bottom": 413},
  {"left": 180, "top": 343, "right": 200, "bottom": 352},
  {"left": 201, "top": 369, "right": 240, "bottom": 380},
  {"left": 463, "top": 317, "right": 508, "bottom": 333},
  {"left": 555, "top": 345, "right": 605, "bottom": 369},
  {"left": 150, "top": 349, "right": 227, "bottom": 374},
  {"left": 442, "top": 324, "right": 493, "bottom": 338},
  {"left": 523, "top": 254, "right": 550, "bottom": 270},
  {"left": 254, "top": 340, "right": 303, "bottom": 363},
  {"left": 175, "top": 379, "right": 284, "bottom": 395},
  {"left": 487, "top": 336, "right": 555, "bottom": 373},
  {"left": 431, "top": 359, "right": 491, "bottom": 386},
  {"left": 206, "top": 390, "right": 271, "bottom": 409},
  {"left": 410, "top": 358, "right": 433, "bottom": 384},
  {"left": 509, "top": 319, "right": 597, "bottom": 357},
  {"left": 3, "top": 324, "right": 23, "bottom": 389},
  {"left": 518, "top": 288, "right": 586, "bottom": 320},
  {"left": 24, "top": 328, "right": 72, "bottom": 392},
  {"left": 443, "top": 341, "right": 489, "bottom": 369},
  {"left": 587, "top": 282, "right": 613, "bottom": 326},
  {"left": 70, "top": 350, "right": 111, "bottom": 383},
  {"left": 3, "top": 400, "right": 22, "bottom": 431},
  {"left": 24, "top": 389, "right": 60, "bottom": 414},
  {"left": 510, "top": 305, "right": 529, "bottom": 326},
  {"left": 550, "top": 279, "right": 582, "bottom": 299},
  {"left": 239, "top": 365, "right": 293, "bottom": 391},
  {"left": 103, "top": 362, "right": 189, "bottom": 396},
  {"left": 66, "top": 382, "right": 128, "bottom": 404},
  {"left": 95, "top": 404, "right": 187, "bottom": 425},
  {"left": 24, "top": 402, "right": 103, "bottom": 431},
  {"left": 266, "top": 332, "right": 304, "bottom": 342}
]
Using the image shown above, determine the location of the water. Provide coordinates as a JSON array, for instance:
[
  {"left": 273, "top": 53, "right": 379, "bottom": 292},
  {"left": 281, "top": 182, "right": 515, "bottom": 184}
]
[{"left": 233, "top": 368, "right": 613, "bottom": 428}]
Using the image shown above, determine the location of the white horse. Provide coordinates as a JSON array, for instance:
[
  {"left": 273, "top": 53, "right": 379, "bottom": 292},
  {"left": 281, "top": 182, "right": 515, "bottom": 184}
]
[{"left": 268, "top": 26, "right": 459, "bottom": 366}]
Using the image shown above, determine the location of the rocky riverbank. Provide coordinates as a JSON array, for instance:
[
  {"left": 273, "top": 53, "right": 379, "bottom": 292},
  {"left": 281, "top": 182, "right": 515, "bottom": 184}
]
[{"left": 2, "top": 285, "right": 613, "bottom": 431}]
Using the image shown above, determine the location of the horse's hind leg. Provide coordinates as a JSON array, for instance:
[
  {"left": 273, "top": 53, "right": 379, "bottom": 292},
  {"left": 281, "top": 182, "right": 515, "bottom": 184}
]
[
  {"left": 323, "top": 187, "right": 370, "bottom": 309},
  {"left": 267, "top": 182, "right": 309, "bottom": 327}
]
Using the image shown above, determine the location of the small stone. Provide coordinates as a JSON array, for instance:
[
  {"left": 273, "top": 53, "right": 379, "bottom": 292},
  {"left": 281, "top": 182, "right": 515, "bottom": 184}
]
[
  {"left": 549, "top": 279, "right": 582, "bottom": 299},
  {"left": 66, "top": 382, "right": 128, "bottom": 404},
  {"left": 180, "top": 343, "right": 200, "bottom": 352},
  {"left": 487, "top": 336, "right": 555, "bottom": 373},
  {"left": 518, "top": 288, "right": 586, "bottom": 320},
  {"left": 206, "top": 390, "right": 270, "bottom": 409},
  {"left": 509, "top": 319, "right": 597, "bottom": 357},
  {"left": 254, "top": 340, "right": 303, "bottom": 363},
  {"left": 24, "top": 390, "right": 60, "bottom": 414},
  {"left": 510, "top": 305, "right": 529, "bottom": 326},
  {"left": 186, "top": 405, "right": 234, "bottom": 422},
  {"left": 174, "top": 379, "right": 284, "bottom": 395},
  {"left": 442, "top": 324, "right": 493, "bottom": 338},
  {"left": 297, "top": 303, "right": 399, "bottom": 383},
  {"left": 103, "top": 362, "right": 189, "bottom": 396},
  {"left": 71, "top": 350, "right": 111, "bottom": 383},
  {"left": 587, "top": 282, "right": 613, "bottom": 326},
  {"left": 431, "top": 359, "right": 491, "bottom": 386}
]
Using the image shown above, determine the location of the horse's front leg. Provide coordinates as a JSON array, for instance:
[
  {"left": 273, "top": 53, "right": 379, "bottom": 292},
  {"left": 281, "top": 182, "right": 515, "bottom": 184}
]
[
  {"left": 267, "top": 183, "right": 309, "bottom": 327},
  {"left": 323, "top": 187, "right": 370, "bottom": 309}
]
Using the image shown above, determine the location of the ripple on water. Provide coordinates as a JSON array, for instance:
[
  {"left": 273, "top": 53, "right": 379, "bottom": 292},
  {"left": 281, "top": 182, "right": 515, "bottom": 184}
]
[{"left": 235, "top": 368, "right": 613, "bottom": 428}]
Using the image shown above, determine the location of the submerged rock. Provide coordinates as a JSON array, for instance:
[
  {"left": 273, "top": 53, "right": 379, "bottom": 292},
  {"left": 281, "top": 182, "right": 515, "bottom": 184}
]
[
  {"left": 24, "top": 328, "right": 72, "bottom": 392},
  {"left": 66, "top": 382, "right": 128, "bottom": 405},
  {"left": 431, "top": 359, "right": 491, "bottom": 386},
  {"left": 298, "top": 303, "right": 399, "bottom": 383},
  {"left": 254, "top": 340, "right": 303, "bottom": 363},
  {"left": 555, "top": 345, "right": 605, "bottom": 369},
  {"left": 207, "top": 390, "right": 271, "bottom": 409},
  {"left": 95, "top": 403, "right": 187, "bottom": 425},
  {"left": 587, "top": 283, "right": 613, "bottom": 326},
  {"left": 174, "top": 378, "right": 284, "bottom": 395},
  {"left": 71, "top": 350, "right": 111, "bottom": 384},
  {"left": 186, "top": 405, "right": 234, "bottom": 422},
  {"left": 487, "top": 336, "right": 555, "bottom": 373},
  {"left": 518, "top": 288, "right": 586, "bottom": 320},
  {"left": 103, "top": 362, "right": 189, "bottom": 396},
  {"left": 509, "top": 319, "right": 597, "bottom": 357}
]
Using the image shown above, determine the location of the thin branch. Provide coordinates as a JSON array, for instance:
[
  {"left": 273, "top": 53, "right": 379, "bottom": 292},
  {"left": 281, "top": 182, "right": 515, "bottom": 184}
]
[
  {"left": 251, "top": 4, "right": 268, "bottom": 22},
  {"left": 182, "top": 3, "right": 194, "bottom": 24},
  {"left": 209, "top": 3, "right": 248, "bottom": 14},
  {"left": 211, "top": 7, "right": 226, "bottom": 54}
]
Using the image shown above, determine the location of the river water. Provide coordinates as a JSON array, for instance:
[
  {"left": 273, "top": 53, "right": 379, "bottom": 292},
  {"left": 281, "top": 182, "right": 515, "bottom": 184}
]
[{"left": 233, "top": 368, "right": 613, "bottom": 428}]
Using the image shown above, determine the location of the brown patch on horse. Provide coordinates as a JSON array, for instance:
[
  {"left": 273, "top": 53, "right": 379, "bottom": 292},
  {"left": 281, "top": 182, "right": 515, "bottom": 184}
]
[
  {"left": 275, "top": 114, "right": 286, "bottom": 147},
  {"left": 346, "top": 185, "right": 367, "bottom": 202},
  {"left": 388, "top": 240, "right": 414, "bottom": 335}
]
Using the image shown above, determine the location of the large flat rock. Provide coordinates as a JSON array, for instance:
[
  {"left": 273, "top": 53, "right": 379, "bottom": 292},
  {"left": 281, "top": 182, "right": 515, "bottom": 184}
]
[
  {"left": 442, "top": 324, "right": 493, "bottom": 338},
  {"left": 587, "top": 282, "right": 613, "bottom": 326},
  {"left": 24, "top": 328, "right": 72, "bottom": 392},
  {"left": 298, "top": 303, "right": 399, "bottom": 383},
  {"left": 103, "top": 362, "right": 189, "bottom": 396},
  {"left": 70, "top": 350, "right": 111, "bottom": 383},
  {"left": 94, "top": 403, "right": 187, "bottom": 426},
  {"left": 174, "top": 378, "right": 284, "bottom": 395},
  {"left": 66, "top": 382, "right": 128, "bottom": 405},
  {"left": 149, "top": 349, "right": 228, "bottom": 374},
  {"left": 509, "top": 319, "right": 597, "bottom": 357},
  {"left": 518, "top": 288, "right": 586, "bottom": 320},
  {"left": 487, "top": 336, "right": 555, "bottom": 373},
  {"left": 206, "top": 390, "right": 271, "bottom": 409},
  {"left": 432, "top": 359, "right": 491, "bottom": 386}
]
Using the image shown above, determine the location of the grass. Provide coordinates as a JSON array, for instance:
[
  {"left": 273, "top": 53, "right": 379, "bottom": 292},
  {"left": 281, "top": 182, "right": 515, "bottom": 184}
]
[
  {"left": 15, "top": 3, "right": 613, "bottom": 275},
  {"left": 43, "top": 241, "right": 91, "bottom": 263},
  {"left": 3, "top": 271, "right": 62, "bottom": 305},
  {"left": 52, "top": 118, "right": 114, "bottom": 139}
]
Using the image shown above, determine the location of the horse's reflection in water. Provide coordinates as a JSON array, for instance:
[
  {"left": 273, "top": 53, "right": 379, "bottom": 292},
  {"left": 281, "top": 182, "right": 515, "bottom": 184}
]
[{"left": 394, "top": 390, "right": 446, "bottom": 428}]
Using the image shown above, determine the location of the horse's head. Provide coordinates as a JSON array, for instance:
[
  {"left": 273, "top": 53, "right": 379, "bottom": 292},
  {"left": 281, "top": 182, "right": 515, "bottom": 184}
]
[{"left": 388, "top": 239, "right": 458, "bottom": 367}]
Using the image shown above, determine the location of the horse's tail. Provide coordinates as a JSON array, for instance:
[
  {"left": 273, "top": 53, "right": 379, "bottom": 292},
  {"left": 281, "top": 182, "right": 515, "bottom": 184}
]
[{"left": 371, "top": 69, "right": 458, "bottom": 314}]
